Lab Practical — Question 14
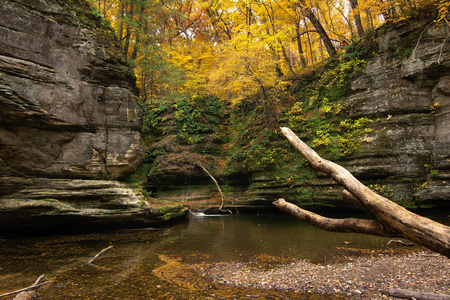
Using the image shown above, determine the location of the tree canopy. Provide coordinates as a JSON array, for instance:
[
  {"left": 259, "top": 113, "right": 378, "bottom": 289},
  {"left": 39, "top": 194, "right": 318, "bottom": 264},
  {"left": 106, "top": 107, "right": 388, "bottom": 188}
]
[{"left": 87, "top": 0, "right": 448, "bottom": 104}]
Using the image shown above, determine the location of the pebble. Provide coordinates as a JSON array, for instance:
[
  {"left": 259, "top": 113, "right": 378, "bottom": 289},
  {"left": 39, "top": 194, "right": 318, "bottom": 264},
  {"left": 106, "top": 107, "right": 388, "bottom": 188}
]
[{"left": 196, "top": 251, "right": 450, "bottom": 299}]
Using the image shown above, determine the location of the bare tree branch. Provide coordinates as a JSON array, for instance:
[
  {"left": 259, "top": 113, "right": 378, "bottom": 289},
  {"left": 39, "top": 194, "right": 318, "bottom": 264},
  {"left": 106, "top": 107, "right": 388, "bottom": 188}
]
[
  {"left": 0, "top": 275, "right": 51, "bottom": 299},
  {"left": 196, "top": 164, "right": 232, "bottom": 213},
  {"left": 274, "top": 198, "right": 394, "bottom": 236},
  {"left": 88, "top": 245, "right": 113, "bottom": 265}
]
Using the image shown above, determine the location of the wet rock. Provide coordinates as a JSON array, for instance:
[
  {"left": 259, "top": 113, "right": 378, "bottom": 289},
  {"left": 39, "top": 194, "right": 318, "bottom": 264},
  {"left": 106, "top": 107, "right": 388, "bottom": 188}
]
[{"left": 0, "top": 177, "right": 188, "bottom": 234}]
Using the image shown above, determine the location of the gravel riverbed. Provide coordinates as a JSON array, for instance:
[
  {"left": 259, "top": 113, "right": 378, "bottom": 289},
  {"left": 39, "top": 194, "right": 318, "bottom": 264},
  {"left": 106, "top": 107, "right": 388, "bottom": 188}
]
[{"left": 196, "top": 251, "right": 450, "bottom": 299}]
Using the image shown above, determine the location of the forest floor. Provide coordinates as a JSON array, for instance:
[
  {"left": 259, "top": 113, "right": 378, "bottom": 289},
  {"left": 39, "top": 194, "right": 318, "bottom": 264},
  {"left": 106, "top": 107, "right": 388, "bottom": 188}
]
[{"left": 192, "top": 249, "right": 449, "bottom": 299}]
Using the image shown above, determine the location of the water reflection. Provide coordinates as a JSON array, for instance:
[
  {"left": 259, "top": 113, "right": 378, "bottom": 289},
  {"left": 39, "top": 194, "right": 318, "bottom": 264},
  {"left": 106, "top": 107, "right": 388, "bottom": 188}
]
[
  {"left": 160, "top": 213, "right": 398, "bottom": 263},
  {"left": 0, "top": 212, "right": 446, "bottom": 299}
]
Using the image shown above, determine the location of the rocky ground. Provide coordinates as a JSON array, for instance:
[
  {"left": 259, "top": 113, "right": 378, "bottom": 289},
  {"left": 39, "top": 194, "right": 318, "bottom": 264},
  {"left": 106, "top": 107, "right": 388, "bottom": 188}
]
[{"left": 195, "top": 250, "right": 450, "bottom": 299}]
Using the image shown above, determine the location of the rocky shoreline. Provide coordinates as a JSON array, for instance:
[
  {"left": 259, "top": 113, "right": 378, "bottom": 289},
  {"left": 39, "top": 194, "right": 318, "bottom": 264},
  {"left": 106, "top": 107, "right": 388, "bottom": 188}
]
[{"left": 196, "top": 250, "right": 450, "bottom": 299}]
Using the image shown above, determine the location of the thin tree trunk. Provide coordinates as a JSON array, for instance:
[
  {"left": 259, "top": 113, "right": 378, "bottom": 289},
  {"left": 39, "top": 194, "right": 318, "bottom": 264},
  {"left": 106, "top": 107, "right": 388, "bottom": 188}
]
[
  {"left": 295, "top": 23, "right": 307, "bottom": 68},
  {"left": 335, "top": 3, "right": 355, "bottom": 39},
  {"left": 366, "top": 9, "right": 374, "bottom": 30},
  {"left": 117, "top": 0, "right": 124, "bottom": 41},
  {"left": 304, "top": 21, "right": 315, "bottom": 67},
  {"left": 298, "top": 3, "right": 337, "bottom": 58},
  {"left": 349, "top": 0, "right": 364, "bottom": 37},
  {"left": 275, "top": 127, "right": 450, "bottom": 258},
  {"left": 141, "top": 68, "right": 148, "bottom": 102},
  {"left": 123, "top": 1, "right": 135, "bottom": 58},
  {"left": 261, "top": 2, "right": 297, "bottom": 77},
  {"left": 131, "top": 0, "right": 146, "bottom": 61}
]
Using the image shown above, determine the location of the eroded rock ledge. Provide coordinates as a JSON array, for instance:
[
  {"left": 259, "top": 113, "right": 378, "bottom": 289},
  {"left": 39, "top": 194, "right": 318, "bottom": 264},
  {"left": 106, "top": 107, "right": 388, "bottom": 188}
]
[{"left": 0, "top": 0, "right": 186, "bottom": 233}]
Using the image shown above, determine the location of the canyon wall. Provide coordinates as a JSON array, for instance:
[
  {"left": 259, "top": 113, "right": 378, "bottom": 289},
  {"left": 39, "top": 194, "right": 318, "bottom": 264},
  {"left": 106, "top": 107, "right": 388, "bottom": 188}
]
[
  {"left": 147, "top": 19, "right": 449, "bottom": 211},
  {"left": 249, "top": 19, "right": 450, "bottom": 210},
  {"left": 0, "top": 0, "right": 185, "bottom": 233}
]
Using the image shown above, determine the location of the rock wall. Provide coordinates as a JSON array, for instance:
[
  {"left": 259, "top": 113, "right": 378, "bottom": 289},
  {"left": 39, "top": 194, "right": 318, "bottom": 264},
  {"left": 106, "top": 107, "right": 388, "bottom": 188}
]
[
  {"left": 339, "top": 20, "right": 450, "bottom": 208},
  {"left": 148, "top": 18, "right": 449, "bottom": 211},
  {"left": 0, "top": 0, "right": 143, "bottom": 179},
  {"left": 0, "top": 0, "right": 186, "bottom": 233},
  {"left": 248, "top": 19, "right": 450, "bottom": 210}
]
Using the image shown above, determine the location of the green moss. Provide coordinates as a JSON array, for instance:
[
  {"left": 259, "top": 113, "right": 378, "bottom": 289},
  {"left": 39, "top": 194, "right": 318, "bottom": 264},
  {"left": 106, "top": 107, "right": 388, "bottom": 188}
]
[{"left": 40, "top": 198, "right": 61, "bottom": 203}]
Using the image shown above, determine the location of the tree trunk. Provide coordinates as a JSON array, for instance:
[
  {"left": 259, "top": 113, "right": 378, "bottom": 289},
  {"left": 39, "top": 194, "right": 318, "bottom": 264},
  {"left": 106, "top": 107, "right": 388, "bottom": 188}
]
[
  {"left": 349, "top": 0, "right": 364, "bottom": 37},
  {"left": 295, "top": 23, "right": 307, "bottom": 68},
  {"left": 131, "top": 0, "right": 146, "bottom": 61},
  {"left": 298, "top": 3, "right": 337, "bottom": 59},
  {"left": 123, "top": 1, "right": 135, "bottom": 58},
  {"left": 304, "top": 21, "right": 315, "bottom": 67},
  {"left": 274, "top": 127, "right": 450, "bottom": 258},
  {"left": 117, "top": 0, "right": 124, "bottom": 41}
]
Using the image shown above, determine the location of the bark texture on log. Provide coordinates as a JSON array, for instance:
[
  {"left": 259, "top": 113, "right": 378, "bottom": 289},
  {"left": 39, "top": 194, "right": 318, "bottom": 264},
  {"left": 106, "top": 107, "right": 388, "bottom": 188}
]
[
  {"left": 275, "top": 127, "right": 450, "bottom": 257},
  {"left": 380, "top": 287, "right": 450, "bottom": 300},
  {"left": 274, "top": 198, "right": 393, "bottom": 236}
]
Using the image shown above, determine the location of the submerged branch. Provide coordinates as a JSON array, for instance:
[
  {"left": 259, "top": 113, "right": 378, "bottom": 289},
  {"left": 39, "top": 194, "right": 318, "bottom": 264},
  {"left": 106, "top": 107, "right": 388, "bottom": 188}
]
[
  {"left": 196, "top": 164, "right": 232, "bottom": 214},
  {"left": 0, "top": 275, "right": 51, "bottom": 299},
  {"left": 88, "top": 245, "right": 113, "bottom": 265}
]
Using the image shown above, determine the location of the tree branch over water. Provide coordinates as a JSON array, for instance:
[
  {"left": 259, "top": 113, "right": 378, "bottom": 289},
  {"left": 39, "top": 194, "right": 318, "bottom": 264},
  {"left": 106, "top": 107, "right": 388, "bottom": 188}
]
[{"left": 275, "top": 127, "right": 450, "bottom": 258}]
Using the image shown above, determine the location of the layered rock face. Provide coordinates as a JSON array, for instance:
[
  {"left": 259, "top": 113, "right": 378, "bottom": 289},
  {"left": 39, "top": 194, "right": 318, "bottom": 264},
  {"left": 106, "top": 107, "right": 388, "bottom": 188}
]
[
  {"left": 250, "top": 19, "right": 450, "bottom": 210},
  {"left": 0, "top": 0, "right": 142, "bottom": 179},
  {"left": 149, "top": 19, "right": 449, "bottom": 211},
  {"left": 338, "top": 20, "right": 450, "bottom": 208},
  {"left": 0, "top": 0, "right": 185, "bottom": 232}
]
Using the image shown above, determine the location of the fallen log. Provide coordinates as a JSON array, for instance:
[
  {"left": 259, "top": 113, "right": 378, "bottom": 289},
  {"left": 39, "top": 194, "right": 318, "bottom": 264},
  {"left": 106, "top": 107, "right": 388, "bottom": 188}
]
[
  {"left": 275, "top": 127, "right": 450, "bottom": 257},
  {"left": 380, "top": 288, "right": 450, "bottom": 300}
]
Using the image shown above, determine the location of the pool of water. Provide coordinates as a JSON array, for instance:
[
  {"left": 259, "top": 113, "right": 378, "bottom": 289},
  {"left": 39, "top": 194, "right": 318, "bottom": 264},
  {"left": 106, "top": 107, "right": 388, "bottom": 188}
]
[
  {"left": 160, "top": 213, "right": 400, "bottom": 263},
  {"left": 0, "top": 212, "right": 447, "bottom": 299}
]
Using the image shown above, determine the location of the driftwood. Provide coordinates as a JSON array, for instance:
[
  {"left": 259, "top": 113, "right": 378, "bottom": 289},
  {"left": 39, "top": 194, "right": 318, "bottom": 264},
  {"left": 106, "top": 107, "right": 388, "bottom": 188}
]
[
  {"left": 380, "top": 288, "right": 450, "bottom": 300},
  {"left": 196, "top": 164, "right": 230, "bottom": 213},
  {"left": 386, "top": 239, "right": 415, "bottom": 248},
  {"left": 0, "top": 275, "right": 51, "bottom": 299},
  {"left": 13, "top": 275, "right": 45, "bottom": 300},
  {"left": 88, "top": 245, "right": 113, "bottom": 266},
  {"left": 274, "top": 127, "right": 450, "bottom": 257},
  {"left": 196, "top": 164, "right": 237, "bottom": 214}
]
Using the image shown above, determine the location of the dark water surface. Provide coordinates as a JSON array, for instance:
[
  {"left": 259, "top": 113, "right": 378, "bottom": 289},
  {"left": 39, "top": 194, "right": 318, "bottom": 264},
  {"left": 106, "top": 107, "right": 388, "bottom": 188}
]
[
  {"left": 0, "top": 212, "right": 447, "bottom": 299},
  {"left": 162, "top": 213, "right": 396, "bottom": 263}
]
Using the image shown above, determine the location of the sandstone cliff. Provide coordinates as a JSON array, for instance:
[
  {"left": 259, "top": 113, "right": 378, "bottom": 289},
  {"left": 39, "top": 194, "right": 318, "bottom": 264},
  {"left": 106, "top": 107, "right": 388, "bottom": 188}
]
[
  {"left": 0, "top": 0, "right": 185, "bottom": 233},
  {"left": 146, "top": 18, "right": 449, "bottom": 211},
  {"left": 251, "top": 19, "right": 449, "bottom": 210}
]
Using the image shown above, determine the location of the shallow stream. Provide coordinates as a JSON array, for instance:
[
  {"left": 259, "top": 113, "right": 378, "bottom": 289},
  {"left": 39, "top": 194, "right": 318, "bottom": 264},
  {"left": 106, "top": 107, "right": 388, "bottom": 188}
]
[{"left": 0, "top": 212, "right": 448, "bottom": 299}]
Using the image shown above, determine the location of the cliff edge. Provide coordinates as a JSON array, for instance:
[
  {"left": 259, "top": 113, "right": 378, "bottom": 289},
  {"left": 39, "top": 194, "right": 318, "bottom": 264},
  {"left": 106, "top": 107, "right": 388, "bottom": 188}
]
[{"left": 0, "top": 0, "right": 186, "bottom": 233}]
